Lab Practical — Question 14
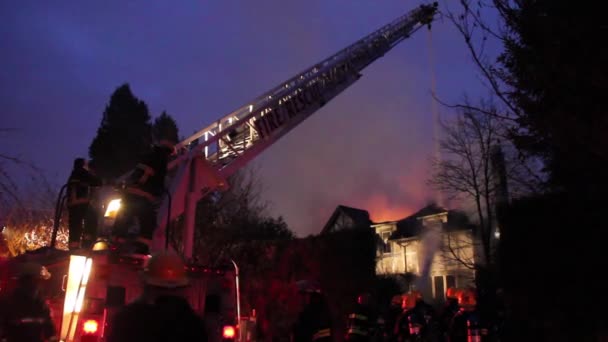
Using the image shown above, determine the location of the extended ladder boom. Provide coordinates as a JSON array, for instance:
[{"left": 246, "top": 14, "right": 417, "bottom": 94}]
[{"left": 156, "top": 3, "right": 438, "bottom": 256}]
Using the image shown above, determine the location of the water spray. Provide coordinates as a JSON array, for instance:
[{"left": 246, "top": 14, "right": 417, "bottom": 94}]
[{"left": 414, "top": 216, "right": 444, "bottom": 292}]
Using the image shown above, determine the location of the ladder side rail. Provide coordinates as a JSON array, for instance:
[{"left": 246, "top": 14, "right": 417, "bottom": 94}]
[
  {"left": 216, "top": 72, "right": 362, "bottom": 181},
  {"left": 172, "top": 12, "right": 434, "bottom": 172},
  {"left": 158, "top": 65, "right": 361, "bottom": 238},
  {"left": 175, "top": 4, "right": 436, "bottom": 150},
  {"left": 166, "top": 14, "right": 432, "bottom": 180}
]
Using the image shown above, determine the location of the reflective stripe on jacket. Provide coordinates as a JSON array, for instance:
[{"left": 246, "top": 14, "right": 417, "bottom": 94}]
[
  {"left": 313, "top": 328, "right": 331, "bottom": 341},
  {"left": 346, "top": 304, "right": 372, "bottom": 338}
]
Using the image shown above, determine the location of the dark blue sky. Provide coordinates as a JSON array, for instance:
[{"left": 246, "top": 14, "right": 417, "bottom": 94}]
[{"left": 1, "top": 1, "right": 494, "bottom": 236}]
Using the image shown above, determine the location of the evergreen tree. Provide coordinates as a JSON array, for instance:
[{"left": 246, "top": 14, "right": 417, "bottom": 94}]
[
  {"left": 449, "top": 0, "right": 607, "bottom": 196},
  {"left": 497, "top": 1, "right": 607, "bottom": 196},
  {"left": 152, "top": 111, "right": 179, "bottom": 144},
  {"left": 448, "top": 2, "right": 608, "bottom": 336},
  {"left": 88, "top": 84, "right": 152, "bottom": 180}
]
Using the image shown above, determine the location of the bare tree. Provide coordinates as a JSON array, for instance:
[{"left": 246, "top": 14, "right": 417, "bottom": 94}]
[
  {"left": 439, "top": 0, "right": 518, "bottom": 120},
  {"left": 428, "top": 102, "right": 542, "bottom": 267},
  {"left": 186, "top": 165, "right": 293, "bottom": 265},
  {"left": 0, "top": 169, "right": 66, "bottom": 256},
  {"left": 1, "top": 129, "right": 65, "bottom": 256}
]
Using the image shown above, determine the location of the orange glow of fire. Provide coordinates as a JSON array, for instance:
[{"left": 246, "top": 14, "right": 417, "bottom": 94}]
[{"left": 363, "top": 194, "right": 414, "bottom": 223}]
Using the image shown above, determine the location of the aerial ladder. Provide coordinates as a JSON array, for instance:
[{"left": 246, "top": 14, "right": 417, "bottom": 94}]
[
  {"left": 153, "top": 1, "right": 439, "bottom": 258},
  {"left": 39, "top": 3, "right": 439, "bottom": 341}
]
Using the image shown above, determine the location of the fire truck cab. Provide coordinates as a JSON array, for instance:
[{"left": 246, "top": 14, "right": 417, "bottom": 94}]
[{"left": 54, "top": 249, "right": 240, "bottom": 342}]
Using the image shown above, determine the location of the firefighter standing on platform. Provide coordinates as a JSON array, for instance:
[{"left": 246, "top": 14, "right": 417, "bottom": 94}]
[
  {"left": 113, "top": 139, "right": 175, "bottom": 254},
  {"left": 106, "top": 252, "right": 207, "bottom": 342},
  {"left": 292, "top": 281, "right": 333, "bottom": 342},
  {"left": 345, "top": 293, "right": 377, "bottom": 342},
  {"left": 67, "top": 157, "right": 101, "bottom": 250},
  {"left": 0, "top": 262, "right": 57, "bottom": 342}
]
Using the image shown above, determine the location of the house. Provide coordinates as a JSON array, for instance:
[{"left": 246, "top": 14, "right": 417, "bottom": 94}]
[
  {"left": 322, "top": 203, "right": 478, "bottom": 303},
  {"left": 374, "top": 203, "right": 477, "bottom": 302}
]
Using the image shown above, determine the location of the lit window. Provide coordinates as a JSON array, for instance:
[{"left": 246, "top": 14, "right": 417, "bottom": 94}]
[{"left": 381, "top": 232, "right": 392, "bottom": 254}]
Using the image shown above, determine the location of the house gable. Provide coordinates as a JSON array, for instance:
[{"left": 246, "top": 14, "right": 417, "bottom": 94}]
[{"left": 321, "top": 205, "right": 371, "bottom": 234}]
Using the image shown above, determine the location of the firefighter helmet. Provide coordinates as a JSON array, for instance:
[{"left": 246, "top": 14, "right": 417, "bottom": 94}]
[
  {"left": 142, "top": 252, "right": 189, "bottom": 288},
  {"left": 17, "top": 262, "right": 51, "bottom": 280},
  {"left": 156, "top": 139, "right": 177, "bottom": 155},
  {"left": 446, "top": 287, "right": 460, "bottom": 299},
  {"left": 457, "top": 288, "right": 477, "bottom": 308},
  {"left": 92, "top": 240, "right": 110, "bottom": 251},
  {"left": 401, "top": 293, "right": 416, "bottom": 310}
]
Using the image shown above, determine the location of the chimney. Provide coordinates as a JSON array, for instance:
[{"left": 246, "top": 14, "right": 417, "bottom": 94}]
[{"left": 491, "top": 145, "right": 509, "bottom": 206}]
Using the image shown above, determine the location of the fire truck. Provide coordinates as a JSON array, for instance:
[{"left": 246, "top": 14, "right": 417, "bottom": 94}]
[{"left": 1, "top": 3, "right": 438, "bottom": 341}]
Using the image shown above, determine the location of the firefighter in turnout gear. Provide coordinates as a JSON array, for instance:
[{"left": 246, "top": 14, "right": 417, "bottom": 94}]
[
  {"left": 448, "top": 289, "right": 481, "bottom": 342},
  {"left": 292, "top": 281, "right": 333, "bottom": 342},
  {"left": 394, "top": 291, "right": 436, "bottom": 342},
  {"left": 0, "top": 262, "right": 57, "bottom": 342},
  {"left": 394, "top": 293, "right": 418, "bottom": 342},
  {"left": 113, "top": 140, "right": 175, "bottom": 254},
  {"left": 439, "top": 288, "right": 460, "bottom": 340},
  {"left": 345, "top": 293, "right": 377, "bottom": 342},
  {"left": 383, "top": 295, "right": 404, "bottom": 342},
  {"left": 411, "top": 293, "right": 436, "bottom": 341},
  {"left": 106, "top": 252, "right": 207, "bottom": 342},
  {"left": 67, "top": 157, "right": 102, "bottom": 250}
]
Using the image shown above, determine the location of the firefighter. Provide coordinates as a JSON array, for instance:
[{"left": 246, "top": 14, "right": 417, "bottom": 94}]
[
  {"left": 438, "top": 288, "right": 460, "bottom": 340},
  {"left": 448, "top": 288, "right": 481, "bottom": 342},
  {"left": 112, "top": 140, "right": 175, "bottom": 255},
  {"left": 106, "top": 251, "right": 206, "bottom": 342},
  {"left": 345, "top": 293, "right": 377, "bottom": 342},
  {"left": 292, "top": 281, "right": 333, "bottom": 342},
  {"left": 394, "top": 294, "right": 415, "bottom": 342},
  {"left": 410, "top": 293, "right": 437, "bottom": 341},
  {"left": 67, "top": 157, "right": 101, "bottom": 250},
  {"left": 394, "top": 292, "right": 431, "bottom": 342},
  {"left": 383, "top": 295, "right": 403, "bottom": 342},
  {"left": 0, "top": 262, "right": 57, "bottom": 342}
]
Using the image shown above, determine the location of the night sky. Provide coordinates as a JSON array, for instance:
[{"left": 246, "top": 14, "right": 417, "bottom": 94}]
[{"left": 1, "top": 1, "right": 493, "bottom": 236}]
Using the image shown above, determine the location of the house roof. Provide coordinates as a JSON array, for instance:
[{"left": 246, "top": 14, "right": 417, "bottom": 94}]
[
  {"left": 389, "top": 203, "right": 475, "bottom": 240},
  {"left": 321, "top": 205, "right": 372, "bottom": 234}
]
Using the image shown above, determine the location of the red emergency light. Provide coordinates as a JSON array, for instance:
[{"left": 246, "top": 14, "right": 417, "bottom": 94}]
[
  {"left": 223, "top": 325, "right": 236, "bottom": 339},
  {"left": 83, "top": 319, "right": 99, "bottom": 334}
]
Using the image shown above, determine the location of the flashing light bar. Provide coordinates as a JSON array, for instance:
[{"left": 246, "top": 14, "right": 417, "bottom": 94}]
[{"left": 59, "top": 255, "right": 93, "bottom": 342}]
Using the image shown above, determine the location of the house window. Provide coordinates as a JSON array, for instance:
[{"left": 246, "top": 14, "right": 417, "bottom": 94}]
[
  {"left": 433, "top": 276, "right": 445, "bottom": 301},
  {"left": 381, "top": 232, "right": 392, "bottom": 254},
  {"left": 446, "top": 275, "right": 456, "bottom": 290},
  {"left": 433, "top": 275, "right": 457, "bottom": 301},
  {"left": 405, "top": 249, "right": 419, "bottom": 273}
]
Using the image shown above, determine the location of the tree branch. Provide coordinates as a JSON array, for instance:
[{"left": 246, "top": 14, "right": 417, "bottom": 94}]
[
  {"left": 432, "top": 92, "right": 516, "bottom": 122},
  {"left": 442, "top": 2, "right": 521, "bottom": 117}
]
